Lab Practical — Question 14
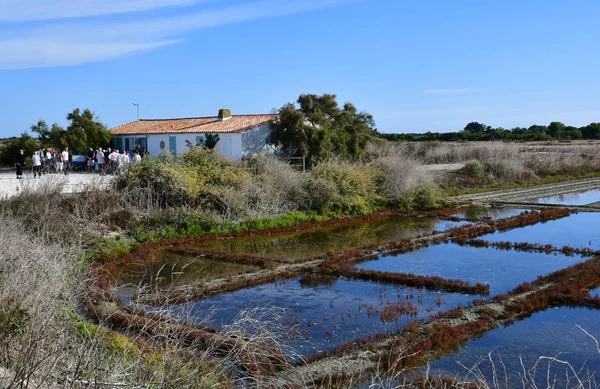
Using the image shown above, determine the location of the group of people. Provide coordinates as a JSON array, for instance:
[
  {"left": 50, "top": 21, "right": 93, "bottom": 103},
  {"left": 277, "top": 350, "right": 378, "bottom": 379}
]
[
  {"left": 14, "top": 147, "right": 71, "bottom": 179},
  {"left": 14, "top": 146, "right": 147, "bottom": 179},
  {"left": 85, "top": 148, "right": 143, "bottom": 175}
]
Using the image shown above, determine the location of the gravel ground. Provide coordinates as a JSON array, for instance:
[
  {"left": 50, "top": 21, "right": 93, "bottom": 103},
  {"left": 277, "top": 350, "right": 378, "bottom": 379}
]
[{"left": 0, "top": 171, "right": 113, "bottom": 198}]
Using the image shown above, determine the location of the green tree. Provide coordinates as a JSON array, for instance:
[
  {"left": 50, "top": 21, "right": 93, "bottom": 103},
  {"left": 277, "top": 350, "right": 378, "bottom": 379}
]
[
  {"left": 582, "top": 123, "right": 600, "bottom": 139},
  {"left": 564, "top": 126, "right": 582, "bottom": 140},
  {"left": 204, "top": 133, "right": 220, "bottom": 150},
  {"left": 186, "top": 133, "right": 220, "bottom": 150},
  {"left": 548, "top": 121, "right": 566, "bottom": 139},
  {"left": 464, "top": 122, "right": 490, "bottom": 134},
  {"left": 64, "top": 108, "right": 112, "bottom": 153},
  {"left": 30, "top": 120, "right": 51, "bottom": 146},
  {"left": 1, "top": 133, "right": 38, "bottom": 166},
  {"left": 30, "top": 121, "right": 67, "bottom": 149},
  {"left": 269, "top": 94, "right": 376, "bottom": 165}
]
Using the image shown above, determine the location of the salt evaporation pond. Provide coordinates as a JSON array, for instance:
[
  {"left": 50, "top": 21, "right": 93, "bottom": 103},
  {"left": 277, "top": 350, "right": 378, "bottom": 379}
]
[
  {"left": 429, "top": 308, "right": 600, "bottom": 387},
  {"left": 109, "top": 206, "right": 600, "bottom": 381},
  {"left": 354, "top": 243, "right": 583, "bottom": 295},
  {"left": 113, "top": 252, "right": 260, "bottom": 288},
  {"left": 484, "top": 212, "right": 600, "bottom": 250},
  {"left": 169, "top": 276, "right": 472, "bottom": 357},
  {"left": 190, "top": 216, "right": 466, "bottom": 262},
  {"left": 531, "top": 189, "right": 600, "bottom": 206},
  {"left": 458, "top": 207, "right": 527, "bottom": 222}
]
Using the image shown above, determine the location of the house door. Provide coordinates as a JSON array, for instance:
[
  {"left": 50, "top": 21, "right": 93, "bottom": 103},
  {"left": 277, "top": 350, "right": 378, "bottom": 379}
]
[
  {"left": 169, "top": 136, "right": 177, "bottom": 155},
  {"left": 132, "top": 138, "right": 147, "bottom": 152}
]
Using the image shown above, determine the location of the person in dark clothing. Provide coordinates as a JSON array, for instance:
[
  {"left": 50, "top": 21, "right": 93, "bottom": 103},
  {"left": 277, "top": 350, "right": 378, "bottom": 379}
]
[
  {"left": 86, "top": 148, "right": 95, "bottom": 173},
  {"left": 15, "top": 149, "right": 25, "bottom": 179}
]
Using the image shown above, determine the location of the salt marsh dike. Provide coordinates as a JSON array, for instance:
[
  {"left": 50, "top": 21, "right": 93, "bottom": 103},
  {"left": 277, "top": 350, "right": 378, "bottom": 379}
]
[{"left": 88, "top": 197, "right": 600, "bottom": 387}]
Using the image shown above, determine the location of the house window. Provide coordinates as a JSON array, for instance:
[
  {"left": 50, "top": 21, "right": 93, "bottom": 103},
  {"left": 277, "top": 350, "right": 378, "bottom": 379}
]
[
  {"left": 196, "top": 135, "right": 204, "bottom": 146},
  {"left": 115, "top": 137, "right": 123, "bottom": 151},
  {"left": 132, "top": 137, "right": 147, "bottom": 152},
  {"left": 169, "top": 136, "right": 177, "bottom": 155}
]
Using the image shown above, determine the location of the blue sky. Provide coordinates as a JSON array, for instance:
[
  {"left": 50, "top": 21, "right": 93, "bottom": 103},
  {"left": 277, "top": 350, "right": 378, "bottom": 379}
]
[{"left": 1, "top": 0, "right": 599, "bottom": 137}]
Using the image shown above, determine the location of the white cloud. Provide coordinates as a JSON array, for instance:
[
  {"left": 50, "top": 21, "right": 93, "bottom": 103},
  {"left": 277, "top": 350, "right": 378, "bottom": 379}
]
[
  {"left": 0, "top": 0, "right": 208, "bottom": 21},
  {"left": 422, "top": 88, "right": 473, "bottom": 95},
  {"left": 0, "top": 40, "right": 178, "bottom": 69},
  {"left": 0, "top": 0, "right": 357, "bottom": 69}
]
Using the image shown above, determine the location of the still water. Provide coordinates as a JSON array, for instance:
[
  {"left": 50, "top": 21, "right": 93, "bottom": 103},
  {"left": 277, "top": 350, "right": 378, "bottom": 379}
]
[
  {"left": 531, "top": 189, "right": 600, "bottom": 206},
  {"left": 484, "top": 212, "right": 600, "bottom": 250},
  {"left": 429, "top": 308, "right": 600, "bottom": 387},
  {"left": 169, "top": 276, "right": 472, "bottom": 357},
  {"left": 355, "top": 243, "right": 583, "bottom": 295}
]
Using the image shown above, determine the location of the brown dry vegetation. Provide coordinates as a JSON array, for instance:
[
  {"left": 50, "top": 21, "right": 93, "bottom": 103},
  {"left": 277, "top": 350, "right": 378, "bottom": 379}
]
[{"left": 367, "top": 141, "right": 600, "bottom": 186}]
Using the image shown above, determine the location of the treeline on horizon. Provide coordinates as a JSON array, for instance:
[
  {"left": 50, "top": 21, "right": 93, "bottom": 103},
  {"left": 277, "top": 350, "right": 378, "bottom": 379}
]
[{"left": 378, "top": 121, "right": 600, "bottom": 142}]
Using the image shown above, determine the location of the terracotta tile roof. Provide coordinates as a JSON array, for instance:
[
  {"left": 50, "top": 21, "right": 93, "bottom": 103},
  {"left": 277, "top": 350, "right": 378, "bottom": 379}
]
[{"left": 110, "top": 114, "right": 278, "bottom": 135}]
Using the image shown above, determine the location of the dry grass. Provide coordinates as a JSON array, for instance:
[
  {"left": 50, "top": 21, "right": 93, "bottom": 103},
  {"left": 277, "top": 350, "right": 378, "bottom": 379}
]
[
  {"left": 376, "top": 156, "right": 433, "bottom": 197},
  {"left": 369, "top": 141, "right": 600, "bottom": 183}
]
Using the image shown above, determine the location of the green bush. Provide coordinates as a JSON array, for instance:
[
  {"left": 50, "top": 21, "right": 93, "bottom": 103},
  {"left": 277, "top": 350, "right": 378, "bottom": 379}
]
[
  {"left": 118, "top": 157, "right": 191, "bottom": 208},
  {"left": 462, "top": 160, "right": 485, "bottom": 179},
  {"left": 387, "top": 185, "right": 442, "bottom": 210},
  {"left": 311, "top": 160, "right": 381, "bottom": 215}
]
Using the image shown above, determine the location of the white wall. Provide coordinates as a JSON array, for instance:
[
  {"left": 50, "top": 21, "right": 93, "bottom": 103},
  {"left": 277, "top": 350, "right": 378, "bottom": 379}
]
[
  {"left": 241, "top": 124, "right": 272, "bottom": 158},
  {"left": 114, "top": 133, "right": 243, "bottom": 160},
  {"left": 114, "top": 125, "right": 271, "bottom": 161}
]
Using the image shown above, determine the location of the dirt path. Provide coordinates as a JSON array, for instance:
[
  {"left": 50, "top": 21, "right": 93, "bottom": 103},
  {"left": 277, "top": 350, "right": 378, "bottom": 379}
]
[
  {"left": 424, "top": 163, "right": 465, "bottom": 172},
  {"left": 0, "top": 171, "right": 112, "bottom": 198}
]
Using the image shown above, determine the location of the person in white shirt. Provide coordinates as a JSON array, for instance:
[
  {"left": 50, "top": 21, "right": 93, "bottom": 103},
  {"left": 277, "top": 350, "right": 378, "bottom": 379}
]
[
  {"left": 96, "top": 148, "right": 105, "bottom": 174},
  {"left": 62, "top": 147, "right": 69, "bottom": 174},
  {"left": 55, "top": 150, "right": 64, "bottom": 172},
  {"left": 109, "top": 150, "right": 119, "bottom": 163},
  {"left": 107, "top": 149, "right": 118, "bottom": 174},
  {"left": 32, "top": 152, "right": 42, "bottom": 178},
  {"left": 118, "top": 150, "right": 130, "bottom": 175},
  {"left": 133, "top": 150, "right": 142, "bottom": 163}
]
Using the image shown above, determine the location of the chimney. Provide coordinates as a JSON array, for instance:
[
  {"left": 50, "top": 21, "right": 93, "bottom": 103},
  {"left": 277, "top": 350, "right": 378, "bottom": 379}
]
[{"left": 217, "top": 108, "right": 232, "bottom": 121}]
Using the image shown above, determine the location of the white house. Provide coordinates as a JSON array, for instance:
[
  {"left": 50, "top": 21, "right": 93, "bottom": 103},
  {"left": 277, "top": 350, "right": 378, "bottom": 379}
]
[{"left": 110, "top": 109, "right": 277, "bottom": 160}]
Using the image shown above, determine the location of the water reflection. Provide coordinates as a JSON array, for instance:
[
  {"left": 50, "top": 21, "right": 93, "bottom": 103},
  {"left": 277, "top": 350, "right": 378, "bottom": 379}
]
[
  {"left": 170, "top": 276, "right": 473, "bottom": 357},
  {"left": 190, "top": 217, "right": 452, "bottom": 262},
  {"left": 459, "top": 206, "right": 526, "bottom": 222},
  {"left": 485, "top": 212, "right": 600, "bottom": 250},
  {"left": 111, "top": 252, "right": 259, "bottom": 289},
  {"left": 530, "top": 189, "right": 600, "bottom": 206},
  {"left": 355, "top": 244, "right": 583, "bottom": 295},
  {"left": 429, "top": 308, "right": 600, "bottom": 387}
]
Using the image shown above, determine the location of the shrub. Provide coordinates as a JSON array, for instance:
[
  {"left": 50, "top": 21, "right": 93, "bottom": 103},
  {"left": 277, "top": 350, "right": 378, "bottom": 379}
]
[
  {"left": 388, "top": 184, "right": 442, "bottom": 210},
  {"left": 376, "top": 155, "right": 433, "bottom": 197},
  {"left": 461, "top": 160, "right": 484, "bottom": 179},
  {"left": 311, "top": 159, "right": 381, "bottom": 215},
  {"left": 483, "top": 157, "right": 535, "bottom": 182},
  {"left": 118, "top": 157, "right": 191, "bottom": 208}
]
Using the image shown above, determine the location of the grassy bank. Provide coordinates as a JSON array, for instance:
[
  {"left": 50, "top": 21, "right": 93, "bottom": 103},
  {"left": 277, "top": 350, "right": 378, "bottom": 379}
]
[{"left": 2, "top": 141, "right": 600, "bottom": 387}]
